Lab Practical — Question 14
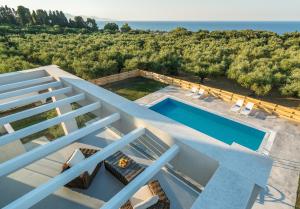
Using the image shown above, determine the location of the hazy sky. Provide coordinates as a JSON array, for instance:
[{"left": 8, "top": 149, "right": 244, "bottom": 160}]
[{"left": 1, "top": 0, "right": 300, "bottom": 21}]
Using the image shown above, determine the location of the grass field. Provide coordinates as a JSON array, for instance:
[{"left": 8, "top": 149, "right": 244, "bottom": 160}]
[{"left": 103, "top": 76, "right": 168, "bottom": 101}]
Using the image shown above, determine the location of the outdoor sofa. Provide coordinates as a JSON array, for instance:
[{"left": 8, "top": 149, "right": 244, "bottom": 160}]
[{"left": 62, "top": 148, "right": 101, "bottom": 189}]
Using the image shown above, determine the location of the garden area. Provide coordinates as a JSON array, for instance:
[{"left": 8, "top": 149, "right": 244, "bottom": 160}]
[{"left": 103, "top": 77, "right": 168, "bottom": 101}]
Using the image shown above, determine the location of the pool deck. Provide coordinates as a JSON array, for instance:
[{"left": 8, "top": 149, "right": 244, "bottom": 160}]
[{"left": 135, "top": 85, "right": 300, "bottom": 209}]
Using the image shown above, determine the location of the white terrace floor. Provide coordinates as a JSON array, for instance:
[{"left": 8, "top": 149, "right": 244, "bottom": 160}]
[
  {"left": 0, "top": 127, "right": 198, "bottom": 209},
  {"left": 135, "top": 85, "right": 300, "bottom": 209}
]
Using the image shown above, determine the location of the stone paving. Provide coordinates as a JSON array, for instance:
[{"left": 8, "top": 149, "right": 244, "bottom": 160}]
[{"left": 135, "top": 85, "right": 300, "bottom": 209}]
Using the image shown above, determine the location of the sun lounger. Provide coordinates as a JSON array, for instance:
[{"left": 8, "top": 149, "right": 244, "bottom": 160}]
[
  {"left": 192, "top": 89, "right": 205, "bottom": 99},
  {"left": 240, "top": 102, "right": 254, "bottom": 116},
  {"left": 186, "top": 87, "right": 198, "bottom": 96},
  {"left": 230, "top": 99, "right": 244, "bottom": 112}
]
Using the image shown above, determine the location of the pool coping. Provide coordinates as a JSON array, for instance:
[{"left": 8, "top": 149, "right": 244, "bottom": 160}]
[{"left": 144, "top": 95, "right": 276, "bottom": 156}]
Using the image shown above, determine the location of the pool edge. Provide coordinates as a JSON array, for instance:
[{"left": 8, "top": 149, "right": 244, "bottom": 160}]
[{"left": 145, "top": 95, "right": 275, "bottom": 155}]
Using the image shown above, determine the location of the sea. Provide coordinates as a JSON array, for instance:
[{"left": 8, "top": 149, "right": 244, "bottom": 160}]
[{"left": 97, "top": 21, "right": 300, "bottom": 34}]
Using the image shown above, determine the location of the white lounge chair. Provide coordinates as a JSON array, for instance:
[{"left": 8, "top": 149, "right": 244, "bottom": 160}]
[
  {"left": 192, "top": 89, "right": 205, "bottom": 99},
  {"left": 240, "top": 102, "right": 254, "bottom": 116},
  {"left": 230, "top": 99, "right": 244, "bottom": 112},
  {"left": 186, "top": 87, "right": 198, "bottom": 96}
]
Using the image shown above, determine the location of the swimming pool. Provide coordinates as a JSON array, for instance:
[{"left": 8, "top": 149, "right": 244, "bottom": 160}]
[{"left": 149, "top": 98, "right": 266, "bottom": 151}]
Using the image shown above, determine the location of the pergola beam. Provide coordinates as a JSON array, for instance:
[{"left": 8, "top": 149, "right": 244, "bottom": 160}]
[
  {"left": 0, "top": 76, "right": 53, "bottom": 92},
  {"left": 3, "top": 127, "right": 145, "bottom": 209},
  {"left": 0, "top": 86, "right": 72, "bottom": 111},
  {"left": 0, "top": 113, "right": 120, "bottom": 177},
  {"left": 0, "top": 93, "right": 85, "bottom": 126},
  {"left": 0, "top": 81, "right": 62, "bottom": 100},
  {"left": 101, "top": 145, "right": 180, "bottom": 209},
  {"left": 0, "top": 101, "right": 101, "bottom": 146}
]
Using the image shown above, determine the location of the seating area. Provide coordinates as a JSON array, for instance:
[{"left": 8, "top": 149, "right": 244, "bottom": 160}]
[
  {"left": 230, "top": 99, "right": 254, "bottom": 116},
  {"left": 104, "top": 151, "right": 145, "bottom": 185},
  {"left": 192, "top": 89, "right": 205, "bottom": 99},
  {"left": 62, "top": 148, "right": 101, "bottom": 189},
  {"left": 61, "top": 146, "right": 171, "bottom": 209},
  {"left": 186, "top": 87, "right": 255, "bottom": 115},
  {"left": 230, "top": 99, "right": 244, "bottom": 113},
  {"left": 0, "top": 126, "right": 198, "bottom": 209},
  {"left": 186, "top": 87, "right": 206, "bottom": 99},
  {"left": 121, "top": 180, "right": 170, "bottom": 209},
  {"left": 186, "top": 87, "right": 254, "bottom": 116},
  {"left": 240, "top": 102, "right": 255, "bottom": 116}
]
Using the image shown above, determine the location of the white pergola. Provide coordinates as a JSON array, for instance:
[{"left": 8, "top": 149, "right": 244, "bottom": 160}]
[{"left": 0, "top": 66, "right": 179, "bottom": 209}]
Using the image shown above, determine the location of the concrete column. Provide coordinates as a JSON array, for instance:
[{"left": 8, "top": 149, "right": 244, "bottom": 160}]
[{"left": 49, "top": 87, "right": 78, "bottom": 135}]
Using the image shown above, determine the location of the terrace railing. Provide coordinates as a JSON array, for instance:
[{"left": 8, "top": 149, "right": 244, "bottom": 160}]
[{"left": 91, "top": 70, "right": 300, "bottom": 123}]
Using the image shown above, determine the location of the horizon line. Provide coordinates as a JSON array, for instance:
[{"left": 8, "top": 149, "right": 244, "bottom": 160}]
[{"left": 98, "top": 19, "right": 300, "bottom": 22}]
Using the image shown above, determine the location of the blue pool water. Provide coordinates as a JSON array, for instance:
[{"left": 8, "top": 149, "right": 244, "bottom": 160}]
[{"left": 150, "top": 98, "right": 266, "bottom": 150}]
